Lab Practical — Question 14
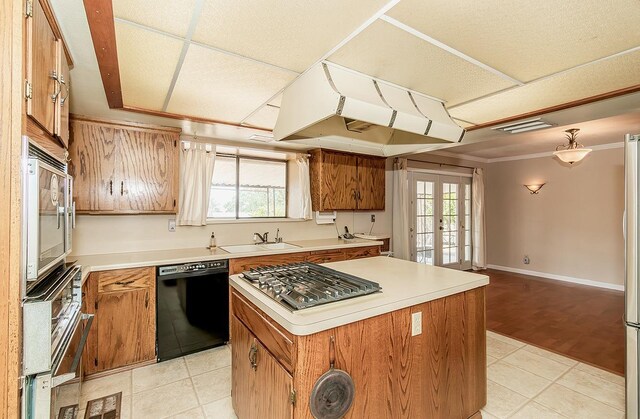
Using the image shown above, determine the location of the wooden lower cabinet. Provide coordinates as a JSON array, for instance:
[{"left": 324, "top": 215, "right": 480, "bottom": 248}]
[
  {"left": 231, "top": 287, "right": 486, "bottom": 419},
  {"left": 232, "top": 317, "right": 293, "bottom": 419},
  {"left": 82, "top": 267, "right": 156, "bottom": 376}
]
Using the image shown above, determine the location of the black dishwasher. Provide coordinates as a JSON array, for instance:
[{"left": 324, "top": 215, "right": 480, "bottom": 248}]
[{"left": 156, "top": 260, "right": 229, "bottom": 361}]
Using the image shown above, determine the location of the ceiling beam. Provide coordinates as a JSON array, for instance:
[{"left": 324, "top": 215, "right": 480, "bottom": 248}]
[
  {"left": 465, "top": 84, "right": 640, "bottom": 131},
  {"left": 83, "top": 0, "right": 123, "bottom": 108}
]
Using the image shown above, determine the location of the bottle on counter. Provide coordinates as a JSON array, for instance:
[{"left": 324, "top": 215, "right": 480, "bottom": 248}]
[{"left": 209, "top": 232, "right": 217, "bottom": 249}]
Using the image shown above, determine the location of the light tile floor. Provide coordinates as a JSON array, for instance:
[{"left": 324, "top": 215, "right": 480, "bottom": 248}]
[
  {"left": 66, "top": 345, "right": 236, "bottom": 419},
  {"left": 61, "top": 333, "right": 625, "bottom": 419},
  {"left": 483, "top": 331, "right": 625, "bottom": 419}
]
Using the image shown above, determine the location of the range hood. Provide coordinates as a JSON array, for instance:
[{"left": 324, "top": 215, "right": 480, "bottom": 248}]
[{"left": 273, "top": 62, "right": 465, "bottom": 157}]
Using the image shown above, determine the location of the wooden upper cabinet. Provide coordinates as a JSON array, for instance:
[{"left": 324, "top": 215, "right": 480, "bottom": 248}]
[
  {"left": 117, "top": 129, "right": 178, "bottom": 212},
  {"left": 356, "top": 155, "right": 386, "bottom": 210},
  {"left": 54, "top": 40, "right": 70, "bottom": 147},
  {"left": 309, "top": 149, "right": 385, "bottom": 211},
  {"left": 68, "top": 117, "right": 180, "bottom": 214},
  {"left": 68, "top": 120, "right": 118, "bottom": 212},
  {"left": 26, "top": 0, "right": 58, "bottom": 135}
]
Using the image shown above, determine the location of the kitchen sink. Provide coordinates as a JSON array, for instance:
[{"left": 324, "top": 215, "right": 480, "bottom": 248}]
[{"left": 220, "top": 242, "right": 300, "bottom": 254}]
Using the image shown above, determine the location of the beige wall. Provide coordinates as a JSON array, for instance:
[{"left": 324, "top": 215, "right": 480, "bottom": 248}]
[
  {"left": 485, "top": 147, "right": 624, "bottom": 286},
  {"left": 71, "top": 164, "right": 393, "bottom": 256}
]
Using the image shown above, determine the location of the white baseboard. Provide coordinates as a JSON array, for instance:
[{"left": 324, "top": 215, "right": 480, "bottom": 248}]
[{"left": 486, "top": 264, "right": 624, "bottom": 291}]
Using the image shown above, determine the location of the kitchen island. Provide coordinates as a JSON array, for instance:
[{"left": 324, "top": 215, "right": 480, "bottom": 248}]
[{"left": 229, "top": 256, "right": 489, "bottom": 419}]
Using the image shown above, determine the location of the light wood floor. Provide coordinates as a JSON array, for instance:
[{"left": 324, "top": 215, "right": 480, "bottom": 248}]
[{"left": 485, "top": 269, "right": 625, "bottom": 375}]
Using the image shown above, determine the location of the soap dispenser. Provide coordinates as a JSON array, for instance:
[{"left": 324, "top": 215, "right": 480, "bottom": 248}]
[{"left": 209, "top": 232, "right": 217, "bottom": 249}]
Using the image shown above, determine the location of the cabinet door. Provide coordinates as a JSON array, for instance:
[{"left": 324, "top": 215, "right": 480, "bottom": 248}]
[
  {"left": 54, "top": 40, "right": 70, "bottom": 148},
  {"left": 96, "top": 286, "right": 156, "bottom": 372},
  {"left": 320, "top": 151, "right": 358, "bottom": 210},
  {"left": 68, "top": 121, "right": 118, "bottom": 212},
  {"left": 255, "top": 339, "right": 294, "bottom": 419},
  {"left": 82, "top": 274, "right": 99, "bottom": 376},
  {"left": 357, "top": 156, "right": 386, "bottom": 210},
  {"left": 231, "top": 317, "right": 256, "bottom": 419},
  {"left": 117, "top": 129, "right": 178, "bottom": 212},
  {"left": 26, "top": 0, "right": 58, "bottom": 135}
]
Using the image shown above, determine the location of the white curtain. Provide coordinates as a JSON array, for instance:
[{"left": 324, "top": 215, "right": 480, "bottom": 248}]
[
  {"left": 177, "top": 143, "right": 216, "bottom": 226},
  {"left": 289, "top": 154, "right": 313, "bottom": 220},
  {"left": 392, "top": 158, "right": 410, "bottom": 260},
  {"left": 472, "top": 168, "right": 487, "bottom": 270}
]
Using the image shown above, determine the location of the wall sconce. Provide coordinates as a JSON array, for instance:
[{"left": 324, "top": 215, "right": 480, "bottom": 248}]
[{"left": 524, "top": 183, "right": 545, "bottom": 194}]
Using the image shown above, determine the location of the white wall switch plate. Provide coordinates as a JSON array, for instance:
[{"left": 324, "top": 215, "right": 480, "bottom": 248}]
[
  {"left": 411, "top": 311, "right": 422, "bottom": 336},
  {"left": 168, "top": 219, "right": 176, "bottom": 232}
]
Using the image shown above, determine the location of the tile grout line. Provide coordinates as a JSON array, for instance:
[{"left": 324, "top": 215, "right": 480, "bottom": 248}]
[{"left": 551, "top": 363, "right": 626, "bottom": 413}]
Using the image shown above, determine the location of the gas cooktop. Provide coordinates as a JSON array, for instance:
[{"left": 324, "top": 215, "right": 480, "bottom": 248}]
[{"left": 241, "top": 262, "right": 382, "bottom": 311}]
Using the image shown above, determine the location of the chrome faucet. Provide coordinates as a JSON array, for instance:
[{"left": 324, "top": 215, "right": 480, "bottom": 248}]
[{"left": 254, "top": 232, "right": 269, "bottom": 244}]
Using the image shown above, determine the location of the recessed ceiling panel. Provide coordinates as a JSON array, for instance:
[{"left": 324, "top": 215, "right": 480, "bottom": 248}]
[
  {"left": 387, "top": 0, "right": 640, "bottom": 82},
  {"left": 328, "top": 20, "right": 514, "bottom": 106},
  {"left": 166, "top": 44, "right": 297, "bottom": 122},
  {"left": 243, "top": 105, "right": 280, "bottom": 130},
  {"left": 115, "top": 22, "right": 183, "bottom": 110},
  {"left": 192, "top": 0, "right": 389, "bottom": 72},
  {"left": 449, "top": 50, "right": 640, "bottom": 125},
  {"left": 112, "top": 0, "right": 196, "bottom": 37}
]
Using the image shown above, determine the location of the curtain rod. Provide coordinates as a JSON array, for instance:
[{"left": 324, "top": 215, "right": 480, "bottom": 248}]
[{"left": 405, "top": 158, "right": 478, "bottom": 171}]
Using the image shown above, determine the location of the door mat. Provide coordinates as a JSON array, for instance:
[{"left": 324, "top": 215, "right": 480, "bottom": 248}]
[
  {"left": 58, "top": 405, "right": 78, "bottom": 419},
  {"left": 84, "top": 392, "right": 121, "bottom": 419}
]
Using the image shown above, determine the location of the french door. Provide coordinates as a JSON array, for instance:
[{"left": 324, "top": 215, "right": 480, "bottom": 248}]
[{"left": 410, "top": 172, "right": 472, "bottom": 270}]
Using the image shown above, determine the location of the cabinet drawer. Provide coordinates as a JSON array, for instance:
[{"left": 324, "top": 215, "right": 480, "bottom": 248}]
[
  {"left": 96, "top": 267, "right": 154, "bottom": 293},
  {"left": 232, "top": 291, "right": 294, "bottom": 373},
  {"left": 229, "top": 252, "right": 309, "bottom": 275},
  {"left": 306, "top": 249, "right": 345, "bottom": 264},
  {"left": 343, "top": 245, "right": 381, "bottom": 260}
]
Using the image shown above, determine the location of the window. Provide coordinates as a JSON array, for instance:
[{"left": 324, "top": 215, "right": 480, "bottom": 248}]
[{"left": 208, "top": 155, "right": 287, "bottom": 219}]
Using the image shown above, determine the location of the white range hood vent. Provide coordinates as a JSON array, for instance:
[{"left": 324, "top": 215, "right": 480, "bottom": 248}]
[{"left": 273, "top": 62, "right": 465, "bottom": 157}]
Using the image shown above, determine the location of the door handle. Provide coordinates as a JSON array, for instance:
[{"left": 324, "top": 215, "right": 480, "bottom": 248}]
[
  {"left": 120, "top": 181, "right": 124, "bottom": 196},
  {"left": 109, "top": 180, "right": 113, "bottom": 195},
  {"left": 249, "top": 343, "right": 258, "bottom": 371}
]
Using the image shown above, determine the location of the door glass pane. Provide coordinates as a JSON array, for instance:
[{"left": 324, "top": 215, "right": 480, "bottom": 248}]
[
  {"left": 464, "top": 183, "right": 472, "bottom": 263},
  {"left": 415, "top": 180, "right": 435, "bottom": 266},
  {"left": 441, "top": 182, "right": 459, "bottom": 266}
]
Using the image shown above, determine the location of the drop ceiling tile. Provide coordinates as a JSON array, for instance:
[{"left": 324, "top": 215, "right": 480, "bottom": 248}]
[
  {"left": 243, "top": 105, "right": 279, "bottom": 130},
  {"left": 115, "top": 22, "right": 183, "bottom": 110},
  {"left": 449, "top": 50, "right": 640, "bottom": 124},
  {"left": 192, "top": 0, "right": 389, "bottom": 72},
  {"left": 112, "top": 0, "right": 196, "bottom": 37},
  {"left": 328, "top": 20, "right": 515, "bottom": 106},
  {"left": 166, "top": 44, "right": 296, "bottom": 122},
  {"left": 387, "top": 0, "right": 640, "bottom": 82}
]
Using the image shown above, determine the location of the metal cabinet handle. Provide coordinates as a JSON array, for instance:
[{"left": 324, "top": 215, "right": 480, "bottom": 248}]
[
  {"left": 114, "top": 280, "right": 135, "bottom": 286},
  {"left": 109, "top": 180, "right": 113, "bottom": 195},
  {"left": 50, "top": 70, "right": 62, "bottom": 102},
  {"left": 249, "top": 343, "right": 258, "bottom": 371},
  {"left": 120, "top": 181, "right": 124, "bottom": 196},
  {"left": 145, "top": 292, "right": 149, "bottom": 308}
]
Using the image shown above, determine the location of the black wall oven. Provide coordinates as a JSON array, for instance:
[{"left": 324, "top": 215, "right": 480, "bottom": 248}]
[{"left": 156, "top": 260, "right": 230, "bottom": 361}]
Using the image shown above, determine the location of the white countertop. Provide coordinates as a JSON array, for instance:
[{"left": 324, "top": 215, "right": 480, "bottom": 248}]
[
  {"left": 71, "top": 238, "right": 382, "bottom": 278},
  {"left": 229, "top": 256, "right": 489, "bottom": 336}
]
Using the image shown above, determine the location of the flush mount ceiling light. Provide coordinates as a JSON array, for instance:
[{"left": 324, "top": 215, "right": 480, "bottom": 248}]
[
  {"left": 248, "top": 133, "right": 274, "bottom": 143},
  {"left": 524, "top": 183, "right": 545, "bottom": 194},
  {"left": 553, "top": 128, "right": 592, "bottom": 164}
]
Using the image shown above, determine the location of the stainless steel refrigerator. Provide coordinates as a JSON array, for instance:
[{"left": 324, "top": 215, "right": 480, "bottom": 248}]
[{"left": 625, "top": 133, "right": 640, "bottom": 419}]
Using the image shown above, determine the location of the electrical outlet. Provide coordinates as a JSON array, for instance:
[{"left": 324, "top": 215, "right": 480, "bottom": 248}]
[
  {"left": 371, "top": 214, "right": 375, "bottom": 223},
  {"left": 411, "top": 312, "right": 422, "bottom": 336},
  {"left": 168, "top": 219, "right": 176, "bottom": 232},
  {"left": 524, "top": 255, "right": 530, "bottom": 265}
]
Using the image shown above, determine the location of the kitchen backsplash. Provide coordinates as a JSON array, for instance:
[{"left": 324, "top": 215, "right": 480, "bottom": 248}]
[{"left": 70, "top": 210, "right": 391, "bottom": 256}]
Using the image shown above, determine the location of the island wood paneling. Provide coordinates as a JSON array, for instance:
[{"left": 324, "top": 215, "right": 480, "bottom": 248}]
[
  {"left": 68, "top": 120, "right": 118, "bottom": 211},
  {"left": 231, "top": 317, "right": 256, "bottom": 419},
  {"left": 232, "top": 291, "right": 294, "bottom": 373},
  {"left": 255, "top": 338, "right": 294, "bottom": 419}
]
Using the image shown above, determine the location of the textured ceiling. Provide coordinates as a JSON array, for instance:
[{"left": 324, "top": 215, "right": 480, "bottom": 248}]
[{"left": 55, "top": 0, "right": 640, "bottom": 151}]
